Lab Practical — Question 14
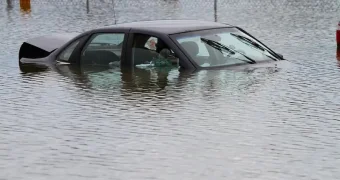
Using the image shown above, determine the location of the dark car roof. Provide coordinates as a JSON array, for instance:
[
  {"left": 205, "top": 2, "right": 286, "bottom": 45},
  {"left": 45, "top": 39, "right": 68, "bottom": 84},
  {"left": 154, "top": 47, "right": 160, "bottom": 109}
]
[{"left": 102, "top": 20, "right": 233, "bottom": 34}]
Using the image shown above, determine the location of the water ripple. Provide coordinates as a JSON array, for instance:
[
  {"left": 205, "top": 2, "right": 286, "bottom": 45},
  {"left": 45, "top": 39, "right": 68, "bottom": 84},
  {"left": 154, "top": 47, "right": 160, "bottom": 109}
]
[{"left": 1, "top": 0, "right": 340, "bottom": 179}]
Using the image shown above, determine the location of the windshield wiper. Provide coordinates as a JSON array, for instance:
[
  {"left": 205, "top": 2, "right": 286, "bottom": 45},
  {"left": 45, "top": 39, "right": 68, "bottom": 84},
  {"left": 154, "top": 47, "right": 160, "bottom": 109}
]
[
  {"left": 230, "top": 33, "right": 278, "bottom": 61},
  {"left": 200, "top": 38, "right": 256, "bottom": 64}
]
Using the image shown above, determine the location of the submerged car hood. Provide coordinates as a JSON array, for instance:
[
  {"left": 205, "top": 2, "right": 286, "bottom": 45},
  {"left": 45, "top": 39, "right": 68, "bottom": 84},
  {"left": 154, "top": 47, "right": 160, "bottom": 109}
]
[{"left": 219, "top": 60, "right": 293, "bottom": 71}]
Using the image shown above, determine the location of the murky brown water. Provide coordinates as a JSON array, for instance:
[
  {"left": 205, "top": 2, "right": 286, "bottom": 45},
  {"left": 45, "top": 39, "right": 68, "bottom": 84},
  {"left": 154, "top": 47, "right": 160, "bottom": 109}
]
[{"left": 1, "top": 0, "right": 340, "bottom": 179}]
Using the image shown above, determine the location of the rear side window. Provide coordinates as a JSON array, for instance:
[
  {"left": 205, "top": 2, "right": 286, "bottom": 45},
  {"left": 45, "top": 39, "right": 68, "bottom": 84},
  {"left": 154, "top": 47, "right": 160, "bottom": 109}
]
[
  {"left": 81, "top": 33, "right": 125, "bottom": 66},
  {"left": 58, "top": 40, "right": 80, "bottom": 61}
]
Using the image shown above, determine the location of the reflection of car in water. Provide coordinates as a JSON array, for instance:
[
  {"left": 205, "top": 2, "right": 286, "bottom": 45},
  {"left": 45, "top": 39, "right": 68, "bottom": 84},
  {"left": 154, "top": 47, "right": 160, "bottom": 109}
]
[
  {"left": 50, "top": 64, "right": 189, "bottom": 93},
  {"left": 25, "top": 56, "right": 282, "bottom": 95},
  {"left": 18, "top": 20, "right": 287, "bottom": 72}
]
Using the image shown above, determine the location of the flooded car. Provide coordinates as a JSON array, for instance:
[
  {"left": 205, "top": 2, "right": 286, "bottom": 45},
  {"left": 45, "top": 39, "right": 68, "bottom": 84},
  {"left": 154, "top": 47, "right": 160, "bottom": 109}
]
[{"left": 18, "top": 20, "right": 286, "bottom": 71}]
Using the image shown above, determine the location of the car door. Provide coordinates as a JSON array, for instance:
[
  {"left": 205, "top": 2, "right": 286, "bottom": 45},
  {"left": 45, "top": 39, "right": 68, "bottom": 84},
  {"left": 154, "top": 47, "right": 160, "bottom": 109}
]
[
  {"left": 79, "top": 30, "right": 129, "bottom": 67},
  {"left": 125, "top": 32, "right": 192, "bottom": 69}
]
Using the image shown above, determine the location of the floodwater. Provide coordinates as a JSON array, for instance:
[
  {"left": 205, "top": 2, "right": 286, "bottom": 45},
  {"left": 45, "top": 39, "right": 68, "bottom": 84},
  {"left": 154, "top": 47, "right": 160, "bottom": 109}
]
[{"left": 1, "top": 0, "right": 340, "bottom": 179}]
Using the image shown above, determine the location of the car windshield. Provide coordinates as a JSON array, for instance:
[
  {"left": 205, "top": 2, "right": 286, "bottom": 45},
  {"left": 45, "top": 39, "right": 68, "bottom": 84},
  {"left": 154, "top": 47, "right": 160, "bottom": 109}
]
[{"left": 171, "top": 27, "right": 279, "bottom": 68}]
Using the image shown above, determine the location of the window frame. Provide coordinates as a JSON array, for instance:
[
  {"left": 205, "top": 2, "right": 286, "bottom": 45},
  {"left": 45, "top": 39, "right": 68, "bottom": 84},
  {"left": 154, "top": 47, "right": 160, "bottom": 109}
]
[
  {"left": 131, "top": 33, "right": 180, "bottom": 66},
  {"left": 56, "top": 39, "right": 81, "bottom": 63},
  {"left": 125, "top": 30, "right": 195, "bottom": 69},
  {"left": 170, "top": 27, "right": 283, "bottom": 69},
  {"left": 130, "top": 33, "right": 165, "bottom": 66},
  {"left": 80, "top": 32, "right": 128, "bottom": 66},
  {"left": 55, "top": 35, "right": 90, "bottom": 64}
]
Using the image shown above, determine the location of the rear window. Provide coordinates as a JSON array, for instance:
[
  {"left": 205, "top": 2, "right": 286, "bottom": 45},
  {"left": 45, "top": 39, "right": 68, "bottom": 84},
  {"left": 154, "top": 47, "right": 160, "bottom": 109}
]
[{"left": 58, "top": 40, "right": 80, "bottom": 61}]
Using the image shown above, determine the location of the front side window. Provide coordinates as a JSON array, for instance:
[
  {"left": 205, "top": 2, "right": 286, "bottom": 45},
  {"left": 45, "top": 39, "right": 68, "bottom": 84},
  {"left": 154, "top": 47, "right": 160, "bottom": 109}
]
[
  {"left": 132, "top": 34, "right": 179, "bottom": 68},
  {"left": 58, "top": 40, "right": 80, "bottom": 62},
  {"left": 81, "top": 33, "right": 125, "bottom": 66},
  {"left": 172, "top": 27, "right": 279, "bottom": 68}
]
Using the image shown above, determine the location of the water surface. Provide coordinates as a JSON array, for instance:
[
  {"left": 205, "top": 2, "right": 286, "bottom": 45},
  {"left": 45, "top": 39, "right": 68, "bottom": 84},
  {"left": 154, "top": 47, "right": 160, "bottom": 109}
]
[{"left": 1, "top": 0, "right": 340, "bottom": 179}]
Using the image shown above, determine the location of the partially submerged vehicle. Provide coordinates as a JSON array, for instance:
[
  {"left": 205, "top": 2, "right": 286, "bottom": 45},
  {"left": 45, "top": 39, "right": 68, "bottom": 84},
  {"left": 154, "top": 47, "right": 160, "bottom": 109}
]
[{"left": 19, "top": 20, "right": 286, "bottom": 71}]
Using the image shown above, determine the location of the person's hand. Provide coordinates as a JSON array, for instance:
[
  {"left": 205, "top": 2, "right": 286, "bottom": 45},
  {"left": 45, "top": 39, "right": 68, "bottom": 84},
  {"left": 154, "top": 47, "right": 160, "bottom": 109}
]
[
  {"left": 159, "top": 49, "right": 178, "bottom": 64},
  {"left": 159, "top": 49, "right": 171, "bottom": 58}
]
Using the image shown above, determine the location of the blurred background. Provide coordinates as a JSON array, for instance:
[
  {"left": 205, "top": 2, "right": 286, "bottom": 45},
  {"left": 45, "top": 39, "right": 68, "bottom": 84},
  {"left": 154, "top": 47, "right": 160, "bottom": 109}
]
[{"left": 1, "top": 0, "right": 340, "bottom": 180}]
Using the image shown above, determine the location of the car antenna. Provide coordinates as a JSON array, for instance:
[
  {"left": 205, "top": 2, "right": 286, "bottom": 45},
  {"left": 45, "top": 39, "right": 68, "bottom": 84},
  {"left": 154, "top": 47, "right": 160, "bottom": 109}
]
[
  {"left": 214, "top": 0, "right": 217, "bottom": 22},
  {"left": 112, "top": 0, "right": 117, "bottom": 24}
]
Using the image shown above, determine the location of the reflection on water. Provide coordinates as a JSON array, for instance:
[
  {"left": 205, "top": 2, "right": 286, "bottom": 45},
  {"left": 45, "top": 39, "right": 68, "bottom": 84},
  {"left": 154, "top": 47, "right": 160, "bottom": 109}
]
[
  {"left": 19, "top": 0, "right": 31, "bottom": 14},
  {"left": 6, "top": 0, "right": 13, "bottom": 10},
  {"left": 54, "top": 65, "right": 182, "bottom": 92},
  {"left": 19, "top": 62, "right": 287, "bottom": 104},
  {"left": 1, "top": 0, "right": 340, "bottom": 179}
]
